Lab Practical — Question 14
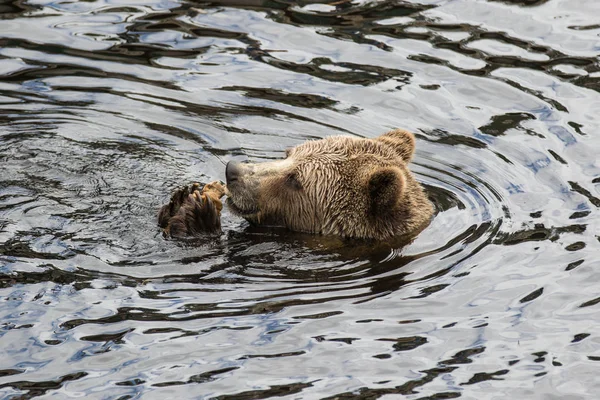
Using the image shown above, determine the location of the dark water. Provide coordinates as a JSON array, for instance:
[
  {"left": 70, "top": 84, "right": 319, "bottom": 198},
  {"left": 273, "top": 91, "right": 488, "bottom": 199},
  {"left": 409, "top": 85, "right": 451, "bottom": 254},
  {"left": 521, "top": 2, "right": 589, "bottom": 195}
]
[{"left": 1, "top": 0, "right": 600, "bottom": 398}]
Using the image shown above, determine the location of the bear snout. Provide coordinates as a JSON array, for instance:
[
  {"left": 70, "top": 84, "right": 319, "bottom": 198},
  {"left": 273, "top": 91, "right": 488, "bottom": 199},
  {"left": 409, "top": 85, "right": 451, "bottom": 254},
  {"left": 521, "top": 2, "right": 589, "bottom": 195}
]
[
  {"left": 225, "top": 160, "right": 261, "bottom": 216},
  {"left": 226, "top": 160, "right": 242, "bottom": 184}
]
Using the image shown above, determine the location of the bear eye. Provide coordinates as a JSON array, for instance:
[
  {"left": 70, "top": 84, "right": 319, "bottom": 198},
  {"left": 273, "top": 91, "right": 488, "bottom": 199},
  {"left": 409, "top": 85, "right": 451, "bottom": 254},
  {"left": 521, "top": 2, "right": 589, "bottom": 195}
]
[
  {"left": 286, "top": 172, "right": 302, "bottom": 190},
  {"left": 285, "top": 148, "right": 293, "bottom": 158}
]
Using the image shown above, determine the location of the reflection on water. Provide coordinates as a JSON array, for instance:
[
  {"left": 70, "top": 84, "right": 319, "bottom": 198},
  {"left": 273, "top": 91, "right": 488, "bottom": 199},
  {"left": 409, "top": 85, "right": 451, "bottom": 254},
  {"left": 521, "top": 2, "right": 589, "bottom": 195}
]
[{"left": 1, "top": 0, "right": 600, "bottom": 398}]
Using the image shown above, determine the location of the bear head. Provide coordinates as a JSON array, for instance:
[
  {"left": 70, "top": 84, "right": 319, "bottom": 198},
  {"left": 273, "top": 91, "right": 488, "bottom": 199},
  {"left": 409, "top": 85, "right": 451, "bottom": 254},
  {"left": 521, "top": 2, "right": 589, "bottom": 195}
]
[{"left": 225, "top": 129, "right": 433, "bottom": 240}]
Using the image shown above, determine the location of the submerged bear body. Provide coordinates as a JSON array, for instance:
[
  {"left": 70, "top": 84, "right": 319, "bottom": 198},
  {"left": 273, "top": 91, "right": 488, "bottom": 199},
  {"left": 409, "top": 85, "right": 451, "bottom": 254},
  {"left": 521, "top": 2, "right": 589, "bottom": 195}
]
[{"left": 225, "top": 129, "right": 433, "bottom": 240}]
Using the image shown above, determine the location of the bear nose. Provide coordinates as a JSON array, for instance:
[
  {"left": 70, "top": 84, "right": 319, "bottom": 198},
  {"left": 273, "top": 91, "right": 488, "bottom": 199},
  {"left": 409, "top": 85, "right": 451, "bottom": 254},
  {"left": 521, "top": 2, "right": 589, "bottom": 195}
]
[{"left": 226, "top": 160, "right": 242, "bottom": 184}]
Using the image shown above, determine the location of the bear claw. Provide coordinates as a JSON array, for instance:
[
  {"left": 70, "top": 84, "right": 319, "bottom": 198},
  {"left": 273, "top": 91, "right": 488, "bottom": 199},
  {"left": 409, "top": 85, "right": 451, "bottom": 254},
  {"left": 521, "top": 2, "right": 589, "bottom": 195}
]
[{"left": 158, "top": 181, "right": 226, "bottom": 238}]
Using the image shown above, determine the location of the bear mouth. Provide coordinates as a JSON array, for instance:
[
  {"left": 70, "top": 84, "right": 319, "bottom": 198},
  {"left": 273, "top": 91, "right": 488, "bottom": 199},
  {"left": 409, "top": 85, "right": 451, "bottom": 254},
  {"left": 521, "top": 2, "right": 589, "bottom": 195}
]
[{"left": 226, "top": 197, "right": 260, "bottom": 218}]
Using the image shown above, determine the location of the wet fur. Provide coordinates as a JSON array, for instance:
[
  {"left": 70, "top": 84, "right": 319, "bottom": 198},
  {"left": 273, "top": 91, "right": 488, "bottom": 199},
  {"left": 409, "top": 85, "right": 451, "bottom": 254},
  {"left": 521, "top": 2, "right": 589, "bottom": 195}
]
[
  {"left": 158, "top": 183, "right": 222, "bottom": 237},
  {"left": 226, "top": 129, "right": 433, "bottom": 240}
]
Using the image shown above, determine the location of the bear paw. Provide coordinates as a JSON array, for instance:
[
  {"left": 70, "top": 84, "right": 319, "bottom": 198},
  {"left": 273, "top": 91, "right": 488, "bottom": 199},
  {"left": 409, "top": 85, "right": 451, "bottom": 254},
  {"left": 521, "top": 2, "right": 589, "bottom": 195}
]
[{"left": 158, "top": 182, "right": 225, "bottom": 238}]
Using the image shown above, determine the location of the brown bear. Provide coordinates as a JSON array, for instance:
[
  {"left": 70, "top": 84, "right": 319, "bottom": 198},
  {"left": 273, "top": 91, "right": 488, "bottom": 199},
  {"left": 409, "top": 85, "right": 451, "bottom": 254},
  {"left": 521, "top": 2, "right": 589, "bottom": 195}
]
[
  {"left": 225, "top": 128, "right": 433, "bottom": 240},
  {"left": 159, "top": 129, "right": 433, "bottom": 240}
]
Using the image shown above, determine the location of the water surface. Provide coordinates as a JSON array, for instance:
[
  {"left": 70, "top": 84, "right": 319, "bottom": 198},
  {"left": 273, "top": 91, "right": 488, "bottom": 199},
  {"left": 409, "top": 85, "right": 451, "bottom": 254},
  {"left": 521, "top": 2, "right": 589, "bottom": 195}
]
[{"left": 1, "top": 0, "right": 600, "bottom": 398}]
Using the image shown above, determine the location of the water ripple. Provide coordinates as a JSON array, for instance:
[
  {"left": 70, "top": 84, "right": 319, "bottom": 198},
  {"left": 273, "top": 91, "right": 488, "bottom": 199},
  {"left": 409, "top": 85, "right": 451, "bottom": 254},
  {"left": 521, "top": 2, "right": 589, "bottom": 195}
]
[{"left": 1, "top": 0, "right": 600, "bottom": 398}]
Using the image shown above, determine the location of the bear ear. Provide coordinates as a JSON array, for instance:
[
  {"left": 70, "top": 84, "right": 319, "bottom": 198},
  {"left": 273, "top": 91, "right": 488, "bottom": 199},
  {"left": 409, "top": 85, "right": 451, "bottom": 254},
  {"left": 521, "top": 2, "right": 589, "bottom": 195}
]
[
  {"left": 375, "top": 128, "right": 416, "bottom": 162},
  {"left": 367, "top": 166, "right": 405, "bottom": 214}
]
